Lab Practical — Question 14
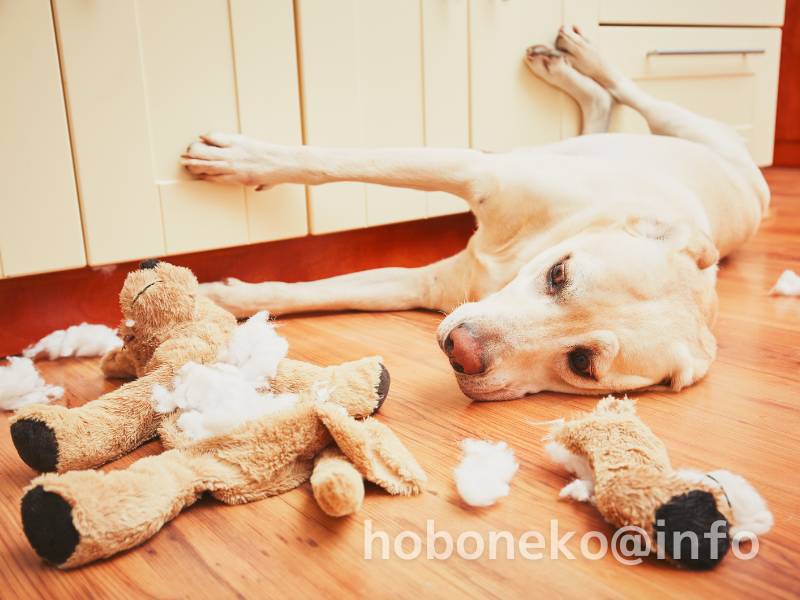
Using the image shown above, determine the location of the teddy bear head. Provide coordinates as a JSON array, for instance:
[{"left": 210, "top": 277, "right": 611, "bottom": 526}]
[{"left": 119, "top": 260, "right": 199, "bottom": 331}]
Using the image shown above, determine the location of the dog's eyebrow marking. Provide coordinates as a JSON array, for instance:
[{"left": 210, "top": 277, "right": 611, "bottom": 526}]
[{"left": 132, "top": 280, "right": 162, "bottom": 305}]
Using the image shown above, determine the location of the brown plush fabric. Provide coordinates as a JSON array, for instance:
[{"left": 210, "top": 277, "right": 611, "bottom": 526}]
[
  {"left": 311, "top": 447, "right": 365, "bottom": 517},
  {"left": 15, "top": 262, "right": 425, "bottom": 568},
  {"left": 11, "top": 263, "right": 237, "bottom": 472},
  {"left": 550, "top": 397, "right": 733, "bottom": 562}
]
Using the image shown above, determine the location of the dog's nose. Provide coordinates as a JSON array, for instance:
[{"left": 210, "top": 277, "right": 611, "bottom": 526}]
[{"left": 444, "top": 324, "right": 485, "bottom": 375}]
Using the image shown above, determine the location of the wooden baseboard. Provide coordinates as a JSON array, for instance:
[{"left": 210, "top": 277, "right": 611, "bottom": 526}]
[
  {"left": 774, "top": 141, "right": 800, "bottom": 168},
  {"left": 0, "top": 213, "right": 475, "bottom": 357}
]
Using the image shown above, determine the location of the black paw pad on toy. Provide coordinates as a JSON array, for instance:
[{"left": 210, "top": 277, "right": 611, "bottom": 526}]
[
  {"left": 11, "top": 419, "right": 59, "bottom": 473},
  {"left": 21, "top": 485, "right": 80, "bottom": 566}
]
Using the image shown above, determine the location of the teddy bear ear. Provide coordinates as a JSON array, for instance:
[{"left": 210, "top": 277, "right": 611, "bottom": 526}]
[
  {"left": 139, "top": 258, "right": 161, "bottom": 270},
  {"left": 624, "top": 216, "right": 719, "bottom": 270}
]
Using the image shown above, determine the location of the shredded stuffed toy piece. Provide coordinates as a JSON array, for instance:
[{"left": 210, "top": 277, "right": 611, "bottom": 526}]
[
  {"left": 153, "top": 311, "right": 296, "bottom": 440},
  {"left": 454, "top": 439, "right": 519, "bottom": 507},
  {"left": 0, "top": 357, "right": 64, "bottom": 411},
  {"left": 676, "top": 468, "right": 774, "bottom": 539},
  {"left": 770, "top": 269, "right": 800, "bottom": 296},
  {"left": 23, "top": 323, "right": 122, "bottom": 360}
]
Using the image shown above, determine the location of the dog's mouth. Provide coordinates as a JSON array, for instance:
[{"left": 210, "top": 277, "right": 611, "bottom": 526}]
[{"left": 132, "top": 280, "right": 162, "bottom": 305}]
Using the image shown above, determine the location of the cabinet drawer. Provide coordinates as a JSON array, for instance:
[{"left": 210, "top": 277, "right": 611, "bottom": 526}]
[
  {"left": 599, "top": 0, "right": 785, "bottom": 27},
  {"left": 598, "top": 26, "right": 782, "bottom": 166}
]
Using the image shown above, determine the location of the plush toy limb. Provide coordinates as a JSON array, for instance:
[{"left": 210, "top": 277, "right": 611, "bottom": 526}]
[
  {"left": 184, "top": 397, "right": 331, "bottom": 504},
  {"left": 20, "top": 449, "right": 238, "bottom": 569},
  {"left": 10, "top": 366, "right": 174, "bottom": 473},
  {"left": 311, "top": 447, "right": 365, "bottom": 517},
  {"left": 99, "top": 346, "right": 137, "bottom": 380},
  {"left": 272, "top": 357, "right": 390, "bottom": 418},
  {"left": 315, "top": 403, "right": 426, "bottom": 495}
]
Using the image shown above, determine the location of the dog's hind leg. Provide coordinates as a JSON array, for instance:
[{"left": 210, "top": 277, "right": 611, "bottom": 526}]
[
  {"left": 524, "top": 45, "right": 613, "bottom": 135},
  {"left": 554, "top": 26, "right": 752, "bottom": 163},
  {"left": 198, "top": 253, "right": 469, "bottom": 317}
]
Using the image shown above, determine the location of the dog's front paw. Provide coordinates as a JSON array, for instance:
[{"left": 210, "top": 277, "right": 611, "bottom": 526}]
[{"left": 181, "top": 132, "right": 291, "bottom": 188}]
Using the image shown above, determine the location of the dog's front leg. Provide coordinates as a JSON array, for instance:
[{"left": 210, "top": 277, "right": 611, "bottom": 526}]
[{"left": 181, "top": 133, "right": 498, "bottom": 212}]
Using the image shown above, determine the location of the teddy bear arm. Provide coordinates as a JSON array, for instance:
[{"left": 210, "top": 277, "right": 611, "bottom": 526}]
[
  {"left": 20, "top": 449, "right": 237, "bottom": 568},
  {"left": 273, "top": 357, "right": 390, "bottom": 418},
  {"left": 100, "top": 346, "right": 138, "bottom": 380},
  {"left": 144, "top": 333, "right": 220, "bottom": 374},
  {"left": 10, "top": 365, "right": 174, "bottom": 473}
]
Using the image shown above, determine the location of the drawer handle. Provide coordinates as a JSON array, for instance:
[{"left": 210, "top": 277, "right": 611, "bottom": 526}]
[{"left": 646, "top": 48, "right": 765, "bottom": 57}]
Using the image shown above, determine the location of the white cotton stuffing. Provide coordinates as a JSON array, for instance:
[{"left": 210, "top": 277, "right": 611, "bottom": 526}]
[
  {"left": 454, "top": 439, "right": 519, "bottom": 507},
  {"left": 152, "top": 311, "right": 296, "bottom": 441},
  {"left": 770, "top": 269, "right": 800, "bottom": 296},
  {"left": 216, "top": 311, "right": 289, "bottom": 384},
  {"left": 545, "top": 441, "right": 596, "bottom": 504},
  {"left": 677, "top": 468, "right": 773, "bottom": 539},
  {"left": 0, "top": 357, "right": 64, "bottom": 411},
  {"left": 23, "top": 323, "right": 122, "bottom": 359}
]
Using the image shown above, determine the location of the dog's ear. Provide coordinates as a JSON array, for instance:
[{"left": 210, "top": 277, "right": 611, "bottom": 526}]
[{"left": 624, "top": 216, "right": 719, "bottom": 270}]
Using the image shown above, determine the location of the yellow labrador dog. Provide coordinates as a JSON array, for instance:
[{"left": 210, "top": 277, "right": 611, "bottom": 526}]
[{"left": 182, "top": 28, "right": 768, "bottom": 400}]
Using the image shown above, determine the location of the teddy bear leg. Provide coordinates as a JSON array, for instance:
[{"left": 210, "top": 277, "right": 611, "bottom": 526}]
[
  {"left": 99, "top": 346, "right": 137, "bottom": 380},
  {"left": 10, "top": 366, "right": 172, "bottom": 472},
  {"left": 315, "top": 403, "right": 427, "bottom": 495},
  {"left": 311, "top": 447, "right": 365, "bottom": 517},
  {"left": 20, "top": 449, "right": 236, "bottom": 568},
  {"left": 272, "top": 357, "right": 390, "bottom": 418}
]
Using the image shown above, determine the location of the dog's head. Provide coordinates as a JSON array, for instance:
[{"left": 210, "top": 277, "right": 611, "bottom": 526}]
[{"left": 438, "top": 216, "right": 719, "bottom": 400}]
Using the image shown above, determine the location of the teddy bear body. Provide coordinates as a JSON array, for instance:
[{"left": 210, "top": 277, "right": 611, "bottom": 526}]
[{"left": 11, "top": 261, "right": 422, "bottom": 569}]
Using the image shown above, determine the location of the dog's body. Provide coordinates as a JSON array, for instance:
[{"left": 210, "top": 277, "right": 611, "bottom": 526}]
[{"left": 183, "top": 29, "right": 768, "bottom": 400}]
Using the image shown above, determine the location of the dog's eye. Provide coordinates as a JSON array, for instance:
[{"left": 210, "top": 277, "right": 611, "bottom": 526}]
[
  {"left": 548, "top": 261, "right": 567, "bottom": 289},
  {"left": 568, "top": 348, "right": 593, "bottom": 378}
]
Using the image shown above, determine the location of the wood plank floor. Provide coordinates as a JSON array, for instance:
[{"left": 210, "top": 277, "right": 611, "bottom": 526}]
[{"left": 1, "top": 169, "right": 798, "bottom": 599}]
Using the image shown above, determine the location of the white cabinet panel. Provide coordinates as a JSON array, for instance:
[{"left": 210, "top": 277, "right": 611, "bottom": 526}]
[
  {"left": 469, "top": 0, "right": 566, "bottom": 151},
  {"left": 296, "top": 0, "right": 368, "bottom": 233},
  {"left": 52, "top": 0, "right": 162, "bottom": 265},
  {"left": 54, "top": 0, "right": 306, "bottom": 263},
  {"left": 599, "top": 26, "right": 782, "bottom": 166},
  {"left": 230, "top": 0, "right": 308, "bottom": 242},
  {"left": 0, "top": 0, "right": 85, "bottom": 277},
  {"left": 423, "top": 0, "right": 470, "bottom": 217},
  {"left": 297, "top": 0, "right": 428, "bottom": 232}
]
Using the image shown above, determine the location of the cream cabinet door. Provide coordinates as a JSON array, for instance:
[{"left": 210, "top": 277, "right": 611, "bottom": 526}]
[
  {"left": 422, "top": 0, "right": 470, "bottom": 217},
  {"left": 469, "top": 0, "right": 598, "bottom": 151},
  {"left": 53, "top": 0, "right": 305, "bottom": 264},
  {"left": 297, "top": 0, "right": 428, "bottom": 232},
  {"left": 0, "top": 0, "right": 85, "bottom": 277},
  {"left": 598, "top": 26, "right": 782, "bottom": 166}
]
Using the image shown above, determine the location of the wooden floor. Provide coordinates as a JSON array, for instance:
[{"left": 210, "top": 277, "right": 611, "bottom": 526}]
[{"left": 1, "top": 169, "right": 799, "bottom": 599}]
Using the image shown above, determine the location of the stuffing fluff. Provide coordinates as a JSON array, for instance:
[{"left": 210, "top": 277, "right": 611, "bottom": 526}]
[
  {"left": 770, "top": 269, "right": 800, "bottom": 296},
  {"left": 678, "top": 468, "right": 773, "bottom": 539},
  {"left": 24, "top": 323, "right": 122, "bottom": 359},
  {"left": 545, "top": 441, "right": 596, "bottom": 503},
  {"left": 0, "top": 357, "right": 64, "bottom": 410},
  {"left": 216, "top": 311, "right": 289, "bottom": 384},
  {"left": 454, "top": 439, "right": 519, "bottom": 507},
  {"left": 153, "top": 312, "right": 294, "bottom": 440}
]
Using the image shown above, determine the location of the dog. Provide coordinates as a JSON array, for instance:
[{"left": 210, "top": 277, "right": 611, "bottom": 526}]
[{"left": 181, "top": 27, "right": 768, "bottom": 401}]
